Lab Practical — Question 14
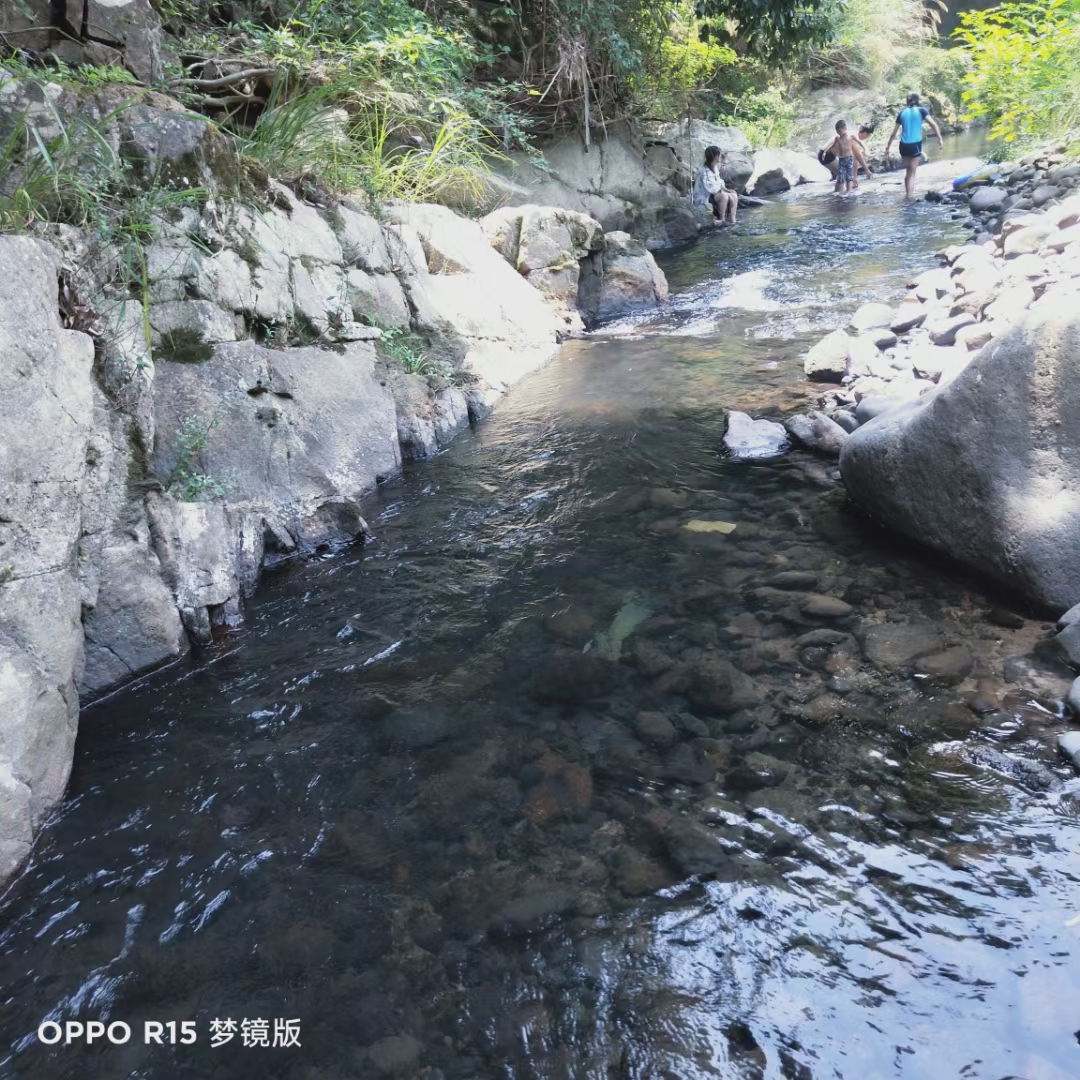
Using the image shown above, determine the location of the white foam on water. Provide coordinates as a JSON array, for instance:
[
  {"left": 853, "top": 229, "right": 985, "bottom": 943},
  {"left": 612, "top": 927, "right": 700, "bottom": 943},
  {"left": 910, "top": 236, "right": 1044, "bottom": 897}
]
[{"left": 709, "top": 269, "right": 782, "bottom": 311}]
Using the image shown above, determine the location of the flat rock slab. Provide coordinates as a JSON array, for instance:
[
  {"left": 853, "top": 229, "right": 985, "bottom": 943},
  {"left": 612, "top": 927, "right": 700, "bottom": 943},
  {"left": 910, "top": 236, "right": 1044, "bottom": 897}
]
[{"left": 862, "top": 622, "right": 944, "bottom": 670}]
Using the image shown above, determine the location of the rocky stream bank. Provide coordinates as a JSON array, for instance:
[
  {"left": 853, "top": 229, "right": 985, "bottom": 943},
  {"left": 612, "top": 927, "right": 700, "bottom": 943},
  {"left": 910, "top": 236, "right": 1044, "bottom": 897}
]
[
  {"left": 766, "top": 146, "right": 1080, "bottom": 777},
  {"left": 0, "top": 68, "right": 686, "bottom": 881}
]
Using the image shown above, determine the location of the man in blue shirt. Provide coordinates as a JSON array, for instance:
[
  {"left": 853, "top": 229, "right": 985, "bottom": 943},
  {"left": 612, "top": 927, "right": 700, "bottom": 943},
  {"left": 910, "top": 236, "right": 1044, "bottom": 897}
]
[{"left": 884, "top": 92, "right": 944, "bottom": 198}]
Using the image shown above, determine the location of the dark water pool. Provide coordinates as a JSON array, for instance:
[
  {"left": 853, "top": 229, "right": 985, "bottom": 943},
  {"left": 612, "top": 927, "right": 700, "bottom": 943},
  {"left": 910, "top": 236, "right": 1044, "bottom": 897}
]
[{"left": 2, "top": 141, "right": 1079, "bottom": 1080}]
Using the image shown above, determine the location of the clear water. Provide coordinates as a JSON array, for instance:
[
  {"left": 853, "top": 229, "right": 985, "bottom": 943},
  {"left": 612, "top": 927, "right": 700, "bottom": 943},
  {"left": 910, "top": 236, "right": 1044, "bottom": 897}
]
[{"left": 3, "top": 140, "right": 1080, "bottom": 1080}]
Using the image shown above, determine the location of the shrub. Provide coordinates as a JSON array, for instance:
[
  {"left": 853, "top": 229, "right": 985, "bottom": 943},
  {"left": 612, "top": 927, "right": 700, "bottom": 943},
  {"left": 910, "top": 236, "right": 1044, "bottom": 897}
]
[
  {"left": 954, "top": 0, "right": 1080, "bottom": 149},
  {"left": 168, "top": 415, "right": 226, "bottom": 501}
]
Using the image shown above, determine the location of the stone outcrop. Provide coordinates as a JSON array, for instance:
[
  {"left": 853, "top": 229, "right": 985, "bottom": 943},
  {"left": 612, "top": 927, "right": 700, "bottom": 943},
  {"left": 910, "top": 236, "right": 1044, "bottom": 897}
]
[
  {"left": 747, "top": 148, "right": 831, "bottom": 197},
  {"left": 480, "top": 205, "right": 669, "bottom": 329},
  {"left": 493, "top": 121, "right": 753, "bottom": 250},
  {"left": 482, "top": 204, "right": 605, "bottom": 332},
  {"left": 0, "top": 180, "right": 565, "bottom": 881},
  {"left": 0, "top": 0, "right": 165, "bottom": 81},
  {"left": 0, "top": 238, "right": 100, "bottom": 880},
  {"left": 650, "top": 119, "right": 755, "bottom": 194},
  {"left": 841, "top": 293, "right": 1080, "bottom": 611},
  {"left": 589, "top": 232, "right": 669, "bottom": 322}
]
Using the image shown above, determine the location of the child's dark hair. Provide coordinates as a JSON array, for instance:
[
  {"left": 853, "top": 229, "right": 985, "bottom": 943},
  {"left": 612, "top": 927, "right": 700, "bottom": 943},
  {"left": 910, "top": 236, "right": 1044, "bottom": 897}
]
[
  {"left": 907, "top": 92, "right": 920, "bottom": 106},
  {"left": 858, "top": 122, "right": 874, "bottom": 135},
  {"left": 704, "top": 145, "right": 721, "bottom": 166},
  {"left": 835, "top": 119, "right": 848, "bottom": 133}
]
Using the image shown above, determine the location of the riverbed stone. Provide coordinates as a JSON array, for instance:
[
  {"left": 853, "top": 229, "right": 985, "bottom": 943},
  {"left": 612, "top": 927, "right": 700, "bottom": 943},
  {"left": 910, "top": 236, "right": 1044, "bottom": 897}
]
[
  {"left": 1043, "top": 224, "right": 1080, "bottom": 253},
  {"left": 804, "top": 329, "right": 850, "bottom": 382},
  {"left": 1066, "top": 678, "right": 1080, "bottom": 716},
  {"left": 687, "top": 655, "right": 761, "bottom": 714},
  {"left": 862, "top": 622, "right": 943, "bottom": 671},
  {"left": 723, "top": 411, "right": 789, "bottom": 458},
  {"left": 1004, "top": 220, "right": 1055, "bottom": 257},
  {"left": 663, "top": 817, "right": 732, "bottom": 877},
  {"left": 802, "top": 594, "right": 853, "bottom": 619},
  {"left": 915, "top": 646, "right": 974, "bottom": 686},
  {"left": 634, "top": 710, "right": 680, "bottom": 748},
  {"left": 1032, "top": 184, "right": 1062, "bottom": 208},
  {"left": 784, "top": 411, "right": 849, "bottom": 457},
  {"left": 1056, "top": 623, "right": 1080, "bottom": 668},
  {"left": 849, "top": 302, "right": 895, "bottom": 332},
  {"left": 912, "top": 267, "right": 954, "bottom": 302},
  {"left": 926, "top": 312, "right": 976, "bottom": 346},
  {"left": 955, "top": 322, "right": 994, "bottom": 351},
  {"left": 891, "top": 304, "right": 929, "bottom": 333},
  {"left": 366, "top": 1034, "right": 424, "bottom": 1075},
  {"left": 970, "top": 187, "right": 1007, "bottom": 212}
]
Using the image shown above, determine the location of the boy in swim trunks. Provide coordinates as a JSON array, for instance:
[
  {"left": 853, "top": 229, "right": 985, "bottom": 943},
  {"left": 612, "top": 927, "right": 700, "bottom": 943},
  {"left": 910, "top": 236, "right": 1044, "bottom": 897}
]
[
  {"left": 819, "top": 123, "right": 874, "bottom": 187},
  {"left": 822, "top": 120, "right": 856, "bottom": 194},
  {"left": 885, "top": 92, "right": 944, "bottom": 198}
]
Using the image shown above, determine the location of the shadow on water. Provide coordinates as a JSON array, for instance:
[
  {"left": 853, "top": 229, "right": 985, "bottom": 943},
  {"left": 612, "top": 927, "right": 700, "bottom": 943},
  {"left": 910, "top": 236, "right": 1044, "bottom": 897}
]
[{"left": 2, "top": 134, "right": 1080, "bottom": 1080}]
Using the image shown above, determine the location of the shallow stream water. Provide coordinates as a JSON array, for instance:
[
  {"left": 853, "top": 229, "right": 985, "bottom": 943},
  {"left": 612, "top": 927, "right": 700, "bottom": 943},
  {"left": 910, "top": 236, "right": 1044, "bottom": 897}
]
[{"left": 3, "top": 136, "right": 1080, "bottom": 1080}]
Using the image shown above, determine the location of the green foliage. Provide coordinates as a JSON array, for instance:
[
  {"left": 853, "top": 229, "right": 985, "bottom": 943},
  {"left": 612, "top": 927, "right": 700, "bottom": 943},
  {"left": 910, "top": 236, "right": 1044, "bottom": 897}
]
[
  {"left": 168, "top": 415, "right": 225, "bottom": 501},
  {"left": 0, "top": 89, "right": 205, "bottom": 279},
  {"left": 954, "top": 0, "right": 1080, "bottom": 148},
  {"left": 377, "top": 325, "right": 450, "bottom": 377},
  {"left": 233, "top": 72, "right": 502, "bottom": 204},
  {"left": 716, "top": 83, "right": 800, "bottom": 147},
  {"left": 0, "top": 97, "right": 120, "bottom": 231},
  {"left": 695, "top": 0, "right": 833, "bottom": 67},
  {"left": 632, "top": 8, "right": 740, "bottom": 118}
]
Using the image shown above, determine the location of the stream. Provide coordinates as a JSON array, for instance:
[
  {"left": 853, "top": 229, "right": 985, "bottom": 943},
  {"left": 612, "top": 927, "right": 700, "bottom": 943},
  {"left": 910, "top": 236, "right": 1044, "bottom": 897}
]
[{"left": 2, "top": 135, "right": 1079, "bottom": 1080}]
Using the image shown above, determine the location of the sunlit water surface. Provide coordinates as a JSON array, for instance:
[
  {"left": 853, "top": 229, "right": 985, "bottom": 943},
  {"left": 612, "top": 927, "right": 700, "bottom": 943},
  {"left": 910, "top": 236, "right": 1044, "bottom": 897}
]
[{"left": 2, "top": 136, "right": 1079, "bottom": 1080}]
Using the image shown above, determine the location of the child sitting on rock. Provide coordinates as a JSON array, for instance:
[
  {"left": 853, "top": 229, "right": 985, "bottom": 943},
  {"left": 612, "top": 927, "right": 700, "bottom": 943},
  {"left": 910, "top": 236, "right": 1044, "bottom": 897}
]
[{"left": 693, "top": 146, "right": 738, "bottom": 224}]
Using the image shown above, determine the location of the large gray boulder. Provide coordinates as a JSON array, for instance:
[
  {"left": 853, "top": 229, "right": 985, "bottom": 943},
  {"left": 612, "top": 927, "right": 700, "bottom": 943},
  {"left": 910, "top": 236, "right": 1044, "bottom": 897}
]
[
  {"left": 152, "top": 339, "right": 402, "bottom": 532},
  {"left": 386, "top": 203, "right": 562, "bottom": 393},
  {"left": 841, "top": 293, "right": 1080, "bottom": 609},
  {"left": 589, "top": 232, "right": 669, "bottom": 322},
  {"left": 481, "top": 204, "right": 605, "bottom": 331},
  {"left": 652, "top": 119, "right": 754, "bottom": 191},
  {"left": 0, "top": 237, "right": 94, "bottom": 880},
  {"left": 747, "top": 148, "right": 831, "bottom": 196}
]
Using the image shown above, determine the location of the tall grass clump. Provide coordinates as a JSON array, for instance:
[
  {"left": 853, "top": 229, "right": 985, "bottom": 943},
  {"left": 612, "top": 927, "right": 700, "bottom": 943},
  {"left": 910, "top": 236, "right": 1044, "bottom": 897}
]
[
  {"left": 235, "top": 76, "right": 502, "bottom": 204},
  {"left": 807, "top": 0, "right": 937, "bottom": 89}
]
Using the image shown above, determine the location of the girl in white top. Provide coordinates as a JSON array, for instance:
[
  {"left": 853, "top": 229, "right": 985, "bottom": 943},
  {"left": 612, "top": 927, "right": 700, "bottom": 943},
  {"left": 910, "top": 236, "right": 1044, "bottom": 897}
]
[{"left": 693, "top": 145, "right": 737, "bottom": 224}]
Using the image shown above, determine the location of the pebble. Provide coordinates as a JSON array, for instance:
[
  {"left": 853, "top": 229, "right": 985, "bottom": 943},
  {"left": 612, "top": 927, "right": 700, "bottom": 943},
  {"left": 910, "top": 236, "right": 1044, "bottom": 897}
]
[
  {"left": 367, "top": 1035, "right": 424, "bottom": 1075},
  {"left": 770, "top": 570, "right": 818, "bottom": 590},
  {"left": 915, "top": 646, "right": 974, "bottom": 686},
  {"left": 634, "top": 710, "right": 679, "bottom": 747},
  {"left": 801, "top": 594, "right": 853, "bottom": 619}
]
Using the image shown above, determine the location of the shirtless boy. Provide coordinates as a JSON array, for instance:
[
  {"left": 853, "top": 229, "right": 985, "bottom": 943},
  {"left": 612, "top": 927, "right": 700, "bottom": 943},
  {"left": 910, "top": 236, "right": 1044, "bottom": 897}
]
[{"left": 823, "top": 120, "right": 856, "bottom": 194}]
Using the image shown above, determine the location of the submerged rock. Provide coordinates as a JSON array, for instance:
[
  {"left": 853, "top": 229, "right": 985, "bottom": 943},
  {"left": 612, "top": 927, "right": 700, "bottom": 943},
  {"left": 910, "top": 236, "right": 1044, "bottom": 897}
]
[
  {"left": 785, "top": 411, "right": 849, "bottom": 457},
  {"left": 724, "top": 411, "right": 790, "bottom": 459}
]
